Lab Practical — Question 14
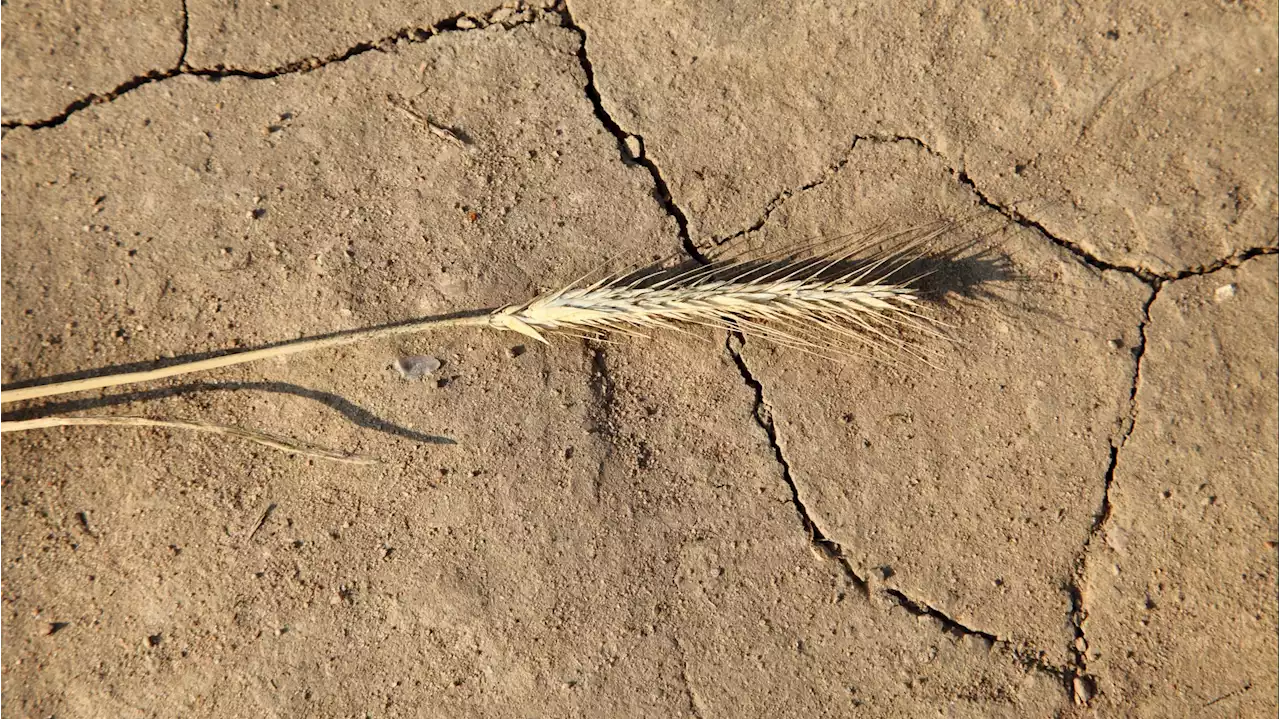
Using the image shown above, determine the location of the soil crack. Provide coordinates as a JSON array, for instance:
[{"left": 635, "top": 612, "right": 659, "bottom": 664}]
[
  {"left": 710, "top": 132, "right": 1277, "bottom": 284},
  {"left": 177, "top": 0, "right": 191, "bottom": 70},
  {"left": 725, "top": 332, "right": 1074, "bottom": 687},
  {"left": 724, "top": 334, "right": 869, "bottom": 593},
  {"left": 557, "top": 2, "right": 701, "bottom": 263},
  {"left": 3, "top": 3, "right": 548, "bottom": 130},
  {"left": 1066, "top": 281, "right": 1158, "bottom": 705}
]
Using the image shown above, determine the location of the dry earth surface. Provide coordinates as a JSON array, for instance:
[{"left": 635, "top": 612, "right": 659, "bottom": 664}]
[{"left": 2, "top": 1, "right": 1276, "bottom": 717}]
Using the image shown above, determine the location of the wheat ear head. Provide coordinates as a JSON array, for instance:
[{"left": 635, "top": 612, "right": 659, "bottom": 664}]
[
  {"left": 1, "top": 225, "right": 952, "bottom": 458},
  {"left": 491, "top": 224, "right": 948, "bottom": 364}
]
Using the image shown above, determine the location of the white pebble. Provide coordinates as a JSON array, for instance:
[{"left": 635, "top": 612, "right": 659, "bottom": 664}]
[{"left": 395, "top": 355, "right": 442, "bottom": 380}]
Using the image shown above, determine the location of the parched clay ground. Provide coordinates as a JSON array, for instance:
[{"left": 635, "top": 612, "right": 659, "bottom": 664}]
[{"left": 1, "top": 2, "right": 1276, "bottom": 717}]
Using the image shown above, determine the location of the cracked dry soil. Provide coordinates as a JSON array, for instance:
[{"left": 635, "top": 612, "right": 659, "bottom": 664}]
[{"left": 2, "top": 1, "right": 1276, "bottom": 717}]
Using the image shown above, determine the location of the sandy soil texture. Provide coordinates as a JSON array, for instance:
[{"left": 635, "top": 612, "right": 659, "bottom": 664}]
[{"left": 2, "top": 2, "right": 1276, "bottom": 717}]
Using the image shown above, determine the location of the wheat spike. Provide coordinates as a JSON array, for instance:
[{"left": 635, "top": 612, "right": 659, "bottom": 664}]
[
  {"left": 1, "top": 225, "right": 963, "bottom": 458},
  {"left": 491, "top": 224, "right": 949, "bottom": 364}
]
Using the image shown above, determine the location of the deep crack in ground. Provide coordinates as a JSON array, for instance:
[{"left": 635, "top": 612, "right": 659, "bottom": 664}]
[
  {"left": 178, "top": 0, "right": 191, "bottom": 70},
  {"left": 1066, "top": 279, "right": 1159, "bottom": 703},
  {"left": 726, "top": 333, "right": 1074, "bottom": 688},
  {"left": 724, "top": 337, "right": 871, "bottom": 594},
  {"left": 865, "top": 132, "right": 1278, "bottom": 283},
  {"left": 556, "top": 3, "right": 702, "bottom": 264},
  {"left": 713, "top": 131, "right": 1277, "bottom": 284}
]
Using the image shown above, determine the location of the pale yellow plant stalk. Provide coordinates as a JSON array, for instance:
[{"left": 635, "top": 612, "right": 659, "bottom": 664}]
[{"left": 1, "top": 227, "right": 952, "bottom": 461}]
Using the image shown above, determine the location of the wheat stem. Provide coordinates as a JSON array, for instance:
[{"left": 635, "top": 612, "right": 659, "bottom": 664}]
[
  {"left": 1, "top": 310, "right": 493, "bottom": 405},
  {"left": 2, "top": 230, "right": 955, "bottom": 461},
  {"left": 3, "top": 238, "right": 941, "bottom": 406}
]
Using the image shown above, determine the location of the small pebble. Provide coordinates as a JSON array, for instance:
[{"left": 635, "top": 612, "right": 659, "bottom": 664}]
[
  {"left": 1214, "top": 283, "right": 1237, "bottom": 302},
  {"left": 1073, "top": 676, "right": 1096, "bottom": 704},
  {"left": 395, "top": 355, "right": 441, "bottom": 380}
]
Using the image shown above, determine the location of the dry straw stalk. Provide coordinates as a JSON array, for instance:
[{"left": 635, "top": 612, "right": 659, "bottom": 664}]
[{"left": 1, "top": 225, "right": 964, "bottom": 460}]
